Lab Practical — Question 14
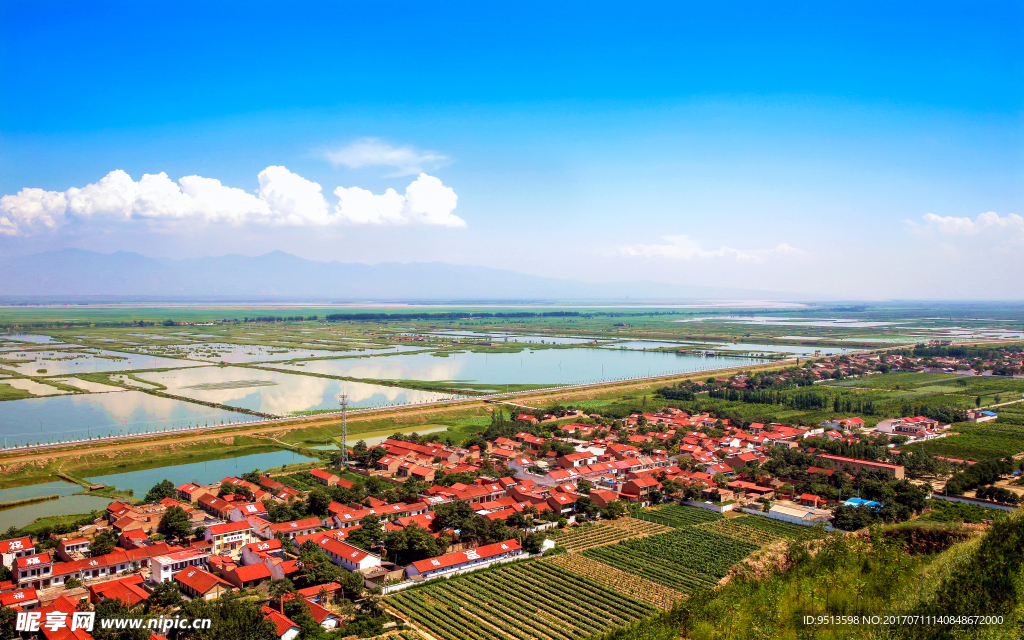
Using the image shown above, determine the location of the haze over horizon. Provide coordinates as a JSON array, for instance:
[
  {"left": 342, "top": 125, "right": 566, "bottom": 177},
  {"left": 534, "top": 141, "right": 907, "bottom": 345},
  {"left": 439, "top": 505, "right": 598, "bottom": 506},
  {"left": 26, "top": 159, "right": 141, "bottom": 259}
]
[{"left": 1, "top": 2, "right": 1021, "bottom": 300}]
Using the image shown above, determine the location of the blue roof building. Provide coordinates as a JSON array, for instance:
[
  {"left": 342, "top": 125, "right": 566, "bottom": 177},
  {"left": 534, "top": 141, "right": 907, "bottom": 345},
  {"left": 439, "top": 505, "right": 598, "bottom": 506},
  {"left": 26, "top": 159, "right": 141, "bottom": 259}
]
[{"left": 844, "top": 498, "right": 882, "bottom": 510}]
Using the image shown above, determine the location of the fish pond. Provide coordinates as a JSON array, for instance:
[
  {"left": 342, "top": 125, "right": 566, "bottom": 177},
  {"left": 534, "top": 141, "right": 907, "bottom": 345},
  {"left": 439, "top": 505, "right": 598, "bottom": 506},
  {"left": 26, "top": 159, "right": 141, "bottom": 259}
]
[
  {"left": 0, "top": 391, "right": 252, "bottom": 447},
  {"left": 132, "top": 366, "right": 460, "bottom": 416},
  {"left": 266, "top": 347, "right": 768, "bottom": 390}
]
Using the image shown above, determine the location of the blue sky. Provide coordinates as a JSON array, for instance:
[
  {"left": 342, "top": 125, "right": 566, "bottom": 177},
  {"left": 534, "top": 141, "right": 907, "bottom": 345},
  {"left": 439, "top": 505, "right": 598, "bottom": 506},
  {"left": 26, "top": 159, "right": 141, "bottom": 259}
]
[{"left": 1, "top": 1, "right": 1021, "bottom": 298}]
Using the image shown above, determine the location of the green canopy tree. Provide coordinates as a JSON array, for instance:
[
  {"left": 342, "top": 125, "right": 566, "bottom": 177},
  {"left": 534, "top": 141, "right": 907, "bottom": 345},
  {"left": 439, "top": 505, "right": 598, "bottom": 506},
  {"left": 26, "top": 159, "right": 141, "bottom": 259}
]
[
  {"left": 90, "top": 531, "right": 117, "bottom": 557},
  {"left": 143, "top": 479, "right": 177, "bottom": 504},
  {"left": 159, "top": 506, "right": 193, "bottom": 542}
]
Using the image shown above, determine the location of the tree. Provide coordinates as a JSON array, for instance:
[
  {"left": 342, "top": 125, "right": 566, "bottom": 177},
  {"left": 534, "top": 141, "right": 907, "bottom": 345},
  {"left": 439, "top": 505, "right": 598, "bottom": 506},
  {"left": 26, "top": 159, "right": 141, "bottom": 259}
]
[
  {"left": 522, "top": 532, "right": 544, "bottom": 554},
  {"left": 295, "top": 541, "right": 344, "bottom": 589},
  {"left": 145, "top": 580, "right": 182, "bottom": 612},
  {"left": 0, "top": 605, "right": 15, "bottom": 640},
  {"left": 306, "top": 488, "right": 332, "bottom": 517},
  {"left": 159, "top": 506, "right": 193, "bottom": 541},
  {"left": 91, "top": 531, "right": 117, "bottom": 557},
  {"left": 574, "top": 496, "right": 599, "bottom": 520},
  {"left": 432, "top": 500, "right": 476, "bottom": 532},
  {"left": 93, "top": 598, "right": 150, "bottom": 640},
  {"left": 506, "top": 511, "right": 530, "bottom": 529},
  {"left": 385, "top": 523, "right": 444, "bottom": 565},
  {"left": 601, "top": 500, "right": 627, "bottom": 520},
  {"left": 576, "top": 479, "right": 592, "bottom": 495},
  {"left": 268, "top": 579, "right": 296, "bottom": 614},
  {"left": 218, "top": 481, "right": 238, "bottom": 498},
  {"left": 345, "top": 515, "right": 384, "bottom": 550},
  {"left": 63, "top": 576, "right": 82, "bottom": 590},
  {"left": 179, "top": 593, "right": 278, "bottom": 640},
  {"left": 143, "top": 479, "right": 177, "bottom": 504}
]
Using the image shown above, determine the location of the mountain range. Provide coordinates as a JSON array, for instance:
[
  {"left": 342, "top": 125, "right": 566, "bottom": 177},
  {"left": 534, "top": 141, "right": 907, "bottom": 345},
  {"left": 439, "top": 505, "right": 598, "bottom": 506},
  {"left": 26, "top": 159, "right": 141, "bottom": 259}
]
[{"left": 0, "top": 249, "right": 801, "bottom": 302}]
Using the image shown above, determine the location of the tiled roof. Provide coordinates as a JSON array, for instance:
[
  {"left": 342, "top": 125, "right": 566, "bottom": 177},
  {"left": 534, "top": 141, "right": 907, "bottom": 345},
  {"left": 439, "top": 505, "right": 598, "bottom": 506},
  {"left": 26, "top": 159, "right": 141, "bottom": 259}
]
[
  {"left": 410, "top": 539, "right": 521, "bottom": 573},
  {"left": 207, "top": 521, "right": 253, "bottom": 535},
  {"left": 174, "top": 566, "right": 231, "bottom": 594},
  {"left": 0, "top": 537, "right": 33, "bottom": 554},
  {"left": 231, "top": 562, "right": 272, "bottom": 583}
]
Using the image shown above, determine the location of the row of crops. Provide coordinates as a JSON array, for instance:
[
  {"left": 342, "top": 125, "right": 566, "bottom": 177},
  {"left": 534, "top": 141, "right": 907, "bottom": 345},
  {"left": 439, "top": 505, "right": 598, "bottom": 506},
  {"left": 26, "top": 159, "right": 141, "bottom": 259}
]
[
  {"left": 545, "top": 553, "right": 686, "bottom": 609},
  {"left": 366, "top": 632, "right": 424, "bottom": 640},
  {"left": 636, "top": 504, "right": 724, "bottom": 527},
  {"left": 693, "top": 515, "right": 815, "bottom": 546},
  {"left": 388, "top": 560, "right": 655, "bottom": 640},
  {"left": 551, "top": 517, "right": 670, "bottom": 552},
  {"left": 582, "top": 526, "right": 758, "bottom": 593}
]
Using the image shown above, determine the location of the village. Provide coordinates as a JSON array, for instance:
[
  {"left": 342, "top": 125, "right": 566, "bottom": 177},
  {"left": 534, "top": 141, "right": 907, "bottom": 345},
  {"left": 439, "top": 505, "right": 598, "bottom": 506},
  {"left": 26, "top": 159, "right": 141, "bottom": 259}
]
[{"left": 4, "top": 370, "right": 1020, "bottom": 640}]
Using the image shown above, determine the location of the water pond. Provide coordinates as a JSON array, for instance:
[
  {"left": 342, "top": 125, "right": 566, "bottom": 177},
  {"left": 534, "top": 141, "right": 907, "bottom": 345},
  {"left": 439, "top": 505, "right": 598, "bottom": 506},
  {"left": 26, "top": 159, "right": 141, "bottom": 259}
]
[
  {"left": 132, "top": 342, "right": 421, "bottom": 364},
  {"left": 266, "top": 347, "right": 767, "bottom": 389},
  {"left": 0, "top": 481, "right": 111, "bottom": 530},
  {"left": 676, "top": 316, "right": 903, "bottom": 328},
  {"left": 85, "top": 449, "right": 319, "bottom": 497},
  {"left": 133, "top": 366, "right": 460, "bottom": 416},
  {"left": 0, "top": 348, "right": 205, "bottom": 375},
  {"left": 0, "top": 333, "right": 63, "bottom": 344},
  {"left": 685, "top": 342, "right": 855, "bottom": 357},
  {"left": 0, "top": 391, "right": 252, "bottom": 447},
  {"left": 426, "top": 331, "right": 599, "bottom": 345}
]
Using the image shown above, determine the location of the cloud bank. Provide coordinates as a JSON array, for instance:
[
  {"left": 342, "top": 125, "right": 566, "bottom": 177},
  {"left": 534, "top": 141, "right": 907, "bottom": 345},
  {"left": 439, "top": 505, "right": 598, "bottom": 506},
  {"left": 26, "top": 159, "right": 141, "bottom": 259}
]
[
  {"left": 619, "top": 235, "right": 803, "bottom": 262},
  {"left": 914, "top": 211, "right": 1023, "bottom": 240},
  {"left": 324, "top": 138, "right": 449, "bottom": 176},
  {"left": 0, "top": 168, "right": 463, "bottom": 235}
]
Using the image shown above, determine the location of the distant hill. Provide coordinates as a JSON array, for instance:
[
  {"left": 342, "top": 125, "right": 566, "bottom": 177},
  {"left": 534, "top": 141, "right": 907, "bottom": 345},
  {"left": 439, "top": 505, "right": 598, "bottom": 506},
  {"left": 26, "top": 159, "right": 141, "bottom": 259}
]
[{"left": 0, "top": 249, "right": 799, "bottom": 302}]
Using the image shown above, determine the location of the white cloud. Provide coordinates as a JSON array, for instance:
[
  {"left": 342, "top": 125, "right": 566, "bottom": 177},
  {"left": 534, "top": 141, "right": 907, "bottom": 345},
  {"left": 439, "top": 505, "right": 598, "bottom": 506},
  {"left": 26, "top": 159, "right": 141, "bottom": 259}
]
[
  {"left": 0, "top": 188, "right": 67, "bottom": 235},
  {"left": 619, "top": 235, "right": 802, "bottom": 262},
  {"left": 0, "top": 168, "right": 463, "bottom": 235},
  {"left": 256, "top": 166, "right": 329, "bottom": 225},
  {"left": 334, "top": 173, "right": 464, "bottom": 227},
  {"left": 915, "top": 211, "right": 1024, "bottom": 238},
  {"left": 324, "top": 138, "right": 449, "bottom": 176}
]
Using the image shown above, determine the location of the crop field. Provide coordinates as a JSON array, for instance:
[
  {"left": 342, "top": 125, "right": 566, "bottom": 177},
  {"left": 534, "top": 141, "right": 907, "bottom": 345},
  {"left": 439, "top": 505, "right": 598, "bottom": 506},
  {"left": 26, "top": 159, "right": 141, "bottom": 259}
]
[
  {"left": 367, "top": 632, "right": 424, "bottom": 640},
  {"left": 696, "top": 515, "right": 812, "bottom": 545},
  {"left": 544, "top": 553, "right": 686, "bottom": 609},
  {"left": 388, "top": 560, "right": 655, "bottom": 640},
  {"left": 550, "top": 517, "right": 670, "bottom": 552},
  {"left": 581, "top": 527, "right": 758, "bottom": 593},
  {"left": 639, "top": 504, "right": 724, "bottom": 527},
  {"left": 913, "top": 419, "right": 1024, "bottom": 461}
]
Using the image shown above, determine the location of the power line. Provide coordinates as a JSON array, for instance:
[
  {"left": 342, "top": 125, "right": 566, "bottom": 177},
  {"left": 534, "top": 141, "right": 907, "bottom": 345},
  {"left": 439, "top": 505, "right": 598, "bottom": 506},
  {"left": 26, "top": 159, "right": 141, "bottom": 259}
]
[{"left": 339, "top": 393, "right": 349, "bottom": 466}]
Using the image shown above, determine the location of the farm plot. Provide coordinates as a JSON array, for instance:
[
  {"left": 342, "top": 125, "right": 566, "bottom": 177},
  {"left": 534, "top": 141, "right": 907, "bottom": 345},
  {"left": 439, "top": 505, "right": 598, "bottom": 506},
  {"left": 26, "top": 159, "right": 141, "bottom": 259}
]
[
  {"left": 366, "top": 632, "right": 424, "bottom": 640},
  {"left": 730, "top": 515, "right": 820, "bottom": 538},
  {"left": 695, "top": 517, "right": 798, "bottom": 546},
  {"left": 545, "top": 553, "right": 686, "bottom": 609},
  {"left": 387, "top": 560, "right": 655, "bottom": 640},
  {"left": 582, "top": 527, "right": 757, "bottom": 594},
  {"left": 551, "top": 517, "right": 670, "bottom": 552},
  {"left": 638, "top": 504, "right": 724, "bottom": 528}
]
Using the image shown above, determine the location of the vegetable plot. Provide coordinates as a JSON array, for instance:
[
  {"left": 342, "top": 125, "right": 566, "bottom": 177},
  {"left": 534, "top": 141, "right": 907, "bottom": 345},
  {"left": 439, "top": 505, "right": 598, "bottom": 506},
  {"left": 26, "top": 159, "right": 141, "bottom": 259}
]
[
  {"left": 582, "top": 527, "right": 757, "bottom": 593},
  {"left": 638, "top": 504, "right": 724, "bottom": 528},
  {"left": 388, "top": 560, "right": 655, "bottom": 640},
  {"left": 551, "top": 517, "right": 670, "bottom": 552}
]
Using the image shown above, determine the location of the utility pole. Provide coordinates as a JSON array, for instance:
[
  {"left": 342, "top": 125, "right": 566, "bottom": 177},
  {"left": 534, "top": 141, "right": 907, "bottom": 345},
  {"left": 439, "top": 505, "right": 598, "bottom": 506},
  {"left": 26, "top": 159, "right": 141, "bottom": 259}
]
[{"left": 339, "top": 393, "right": 349, "bottom": 465}]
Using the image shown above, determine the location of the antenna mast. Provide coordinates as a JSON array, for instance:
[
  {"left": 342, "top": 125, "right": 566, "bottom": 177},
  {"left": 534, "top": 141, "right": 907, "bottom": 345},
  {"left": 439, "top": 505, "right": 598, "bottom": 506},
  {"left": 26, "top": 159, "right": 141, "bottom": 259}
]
[{"left": 340, "top": 393, "right": 349, "bottom": 466}]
